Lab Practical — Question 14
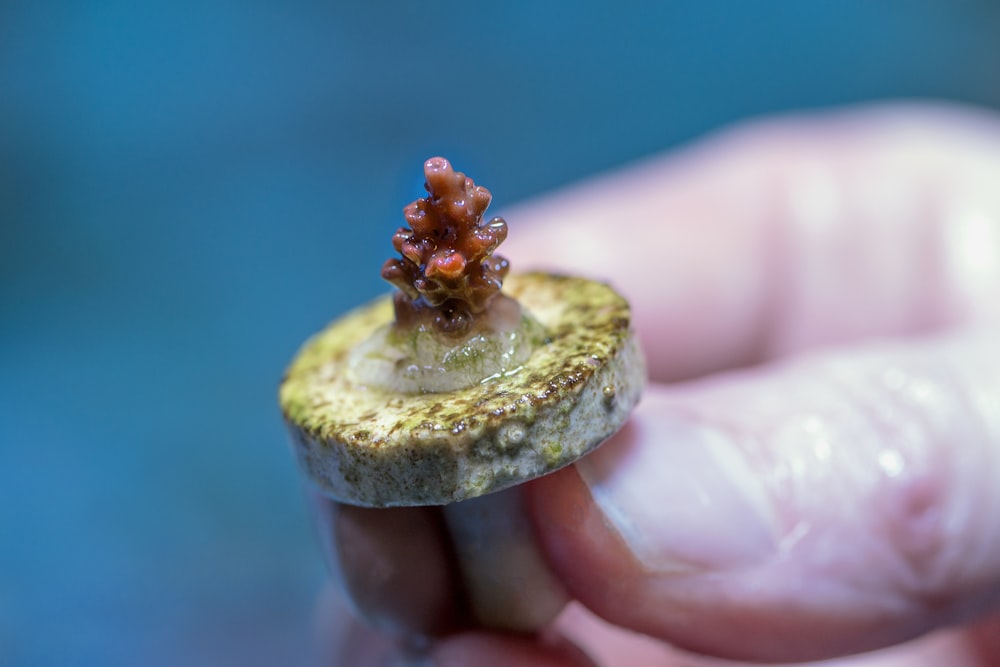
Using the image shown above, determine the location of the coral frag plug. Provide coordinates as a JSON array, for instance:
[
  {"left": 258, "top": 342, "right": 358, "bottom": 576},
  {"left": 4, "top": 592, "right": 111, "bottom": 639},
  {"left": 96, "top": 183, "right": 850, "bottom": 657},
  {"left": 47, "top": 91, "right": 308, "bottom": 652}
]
[{"left": 280, "top": 157, "right": 645, "bottom": 631}]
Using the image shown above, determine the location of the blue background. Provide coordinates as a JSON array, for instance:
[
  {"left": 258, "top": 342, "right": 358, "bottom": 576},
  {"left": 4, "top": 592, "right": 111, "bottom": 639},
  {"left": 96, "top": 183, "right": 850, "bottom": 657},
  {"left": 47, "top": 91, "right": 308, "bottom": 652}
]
[{"left": 2, "top": 2, "right": 999, "bottom": 664}]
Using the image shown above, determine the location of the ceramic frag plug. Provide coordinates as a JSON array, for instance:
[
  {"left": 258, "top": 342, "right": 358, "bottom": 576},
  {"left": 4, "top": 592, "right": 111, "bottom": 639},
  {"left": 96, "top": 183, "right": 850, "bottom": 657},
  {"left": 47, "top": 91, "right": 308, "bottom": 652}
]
[
  {"left": 280, "top": 157, "right": 645, "bottom": 631},
  {"left": 280, "top": 157, "right": 644, "bottom": 506}
]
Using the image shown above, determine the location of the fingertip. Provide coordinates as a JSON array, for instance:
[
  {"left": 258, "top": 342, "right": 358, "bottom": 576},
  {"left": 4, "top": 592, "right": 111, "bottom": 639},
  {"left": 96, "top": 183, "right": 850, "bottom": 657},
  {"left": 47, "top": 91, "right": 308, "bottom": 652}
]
[
  {"left": 526, "top": 336, "right": 1000, "bottom": 662},
  {"left": 311, "top": 493, "right": 464, "bottom": 638},
  {"left": 525, "top": 442, "right": 646, "bottom": 627},
  {"left": 527, "top": 394, "right": 783, "bottom": 607}
]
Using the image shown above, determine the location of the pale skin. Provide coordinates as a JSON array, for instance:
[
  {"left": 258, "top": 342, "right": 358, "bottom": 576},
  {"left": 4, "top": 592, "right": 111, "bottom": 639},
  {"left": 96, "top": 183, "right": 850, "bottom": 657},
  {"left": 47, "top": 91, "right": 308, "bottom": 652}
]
[{"left": 314, "top": 104, "right": 1000, "bottom": 666}]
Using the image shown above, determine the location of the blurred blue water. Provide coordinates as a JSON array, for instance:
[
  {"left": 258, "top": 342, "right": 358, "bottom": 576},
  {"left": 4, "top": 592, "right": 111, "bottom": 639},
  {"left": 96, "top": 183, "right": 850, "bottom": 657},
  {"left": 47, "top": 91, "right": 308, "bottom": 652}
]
[{"left": 2, "top": 2, "right": 999, "bottom": 665}]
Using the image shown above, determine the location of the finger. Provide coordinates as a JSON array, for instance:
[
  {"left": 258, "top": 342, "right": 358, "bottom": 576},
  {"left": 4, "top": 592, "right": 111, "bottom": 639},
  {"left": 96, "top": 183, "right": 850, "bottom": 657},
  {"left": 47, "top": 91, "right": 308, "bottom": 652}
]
[
  {"left": 424, "top": 605, "right": 1000, "bottom": 667},
  {"left": 552, "top": 603, "right": 1000, "bottom": 667},
  {"left": 314, "top": 574, "right": 586, "bottom": 667},
  {"left": 501, "top": 104, "right": 1000, "bottom": 382},
  {"left": 310, "top": 492, "right": 463, "bottom": 637},
  {"left": 527, "top": 331, "right": 1000, "bottom": 662}
]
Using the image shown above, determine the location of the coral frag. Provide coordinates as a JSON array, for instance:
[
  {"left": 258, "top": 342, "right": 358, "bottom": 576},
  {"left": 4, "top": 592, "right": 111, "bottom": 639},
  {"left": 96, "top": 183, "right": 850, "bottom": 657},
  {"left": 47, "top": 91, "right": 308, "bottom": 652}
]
[{"left": 381, "top": 157, "right": 510, "bottom": 334}]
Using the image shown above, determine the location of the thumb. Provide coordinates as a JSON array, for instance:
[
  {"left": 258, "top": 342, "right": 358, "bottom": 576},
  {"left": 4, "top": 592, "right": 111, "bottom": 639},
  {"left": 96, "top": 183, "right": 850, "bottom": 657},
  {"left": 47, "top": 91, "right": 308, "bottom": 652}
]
[{"left": 527, "top": 329, "right": 1000, "bottom": 663}]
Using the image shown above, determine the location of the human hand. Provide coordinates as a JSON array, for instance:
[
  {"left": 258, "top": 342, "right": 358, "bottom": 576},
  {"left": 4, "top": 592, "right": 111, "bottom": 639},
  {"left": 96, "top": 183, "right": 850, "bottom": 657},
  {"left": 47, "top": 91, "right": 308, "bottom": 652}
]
[{"left": 316, "top": 103, "right": 1000, "bottom": 666}]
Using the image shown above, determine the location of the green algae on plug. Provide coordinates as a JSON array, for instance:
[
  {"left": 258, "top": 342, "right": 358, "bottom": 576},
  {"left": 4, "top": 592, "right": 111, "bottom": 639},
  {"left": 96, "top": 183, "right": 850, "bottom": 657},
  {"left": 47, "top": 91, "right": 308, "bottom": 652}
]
[{"left": 280, "top": 272, "right": 643, "bottom": 506}]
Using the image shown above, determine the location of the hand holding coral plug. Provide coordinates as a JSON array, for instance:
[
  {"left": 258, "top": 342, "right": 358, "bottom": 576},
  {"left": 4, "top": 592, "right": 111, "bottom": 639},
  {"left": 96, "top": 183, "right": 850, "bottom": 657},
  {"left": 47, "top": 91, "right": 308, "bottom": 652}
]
[{"left": 320, "top": 104, "right": 1000, "bottom": 667}]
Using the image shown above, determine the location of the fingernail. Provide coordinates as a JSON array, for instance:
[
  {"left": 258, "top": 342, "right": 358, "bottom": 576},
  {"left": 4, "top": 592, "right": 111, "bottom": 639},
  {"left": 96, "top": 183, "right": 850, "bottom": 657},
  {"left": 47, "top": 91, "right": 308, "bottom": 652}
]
[{"left": 577, "top": 415, "right": 778, "bottom": 573}]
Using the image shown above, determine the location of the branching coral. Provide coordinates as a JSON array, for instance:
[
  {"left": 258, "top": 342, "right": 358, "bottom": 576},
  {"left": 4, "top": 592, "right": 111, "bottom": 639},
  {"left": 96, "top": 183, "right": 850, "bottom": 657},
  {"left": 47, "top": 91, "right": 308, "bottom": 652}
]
[{"left": 381, "top": 157, "right": 510, "bottom": 334}]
